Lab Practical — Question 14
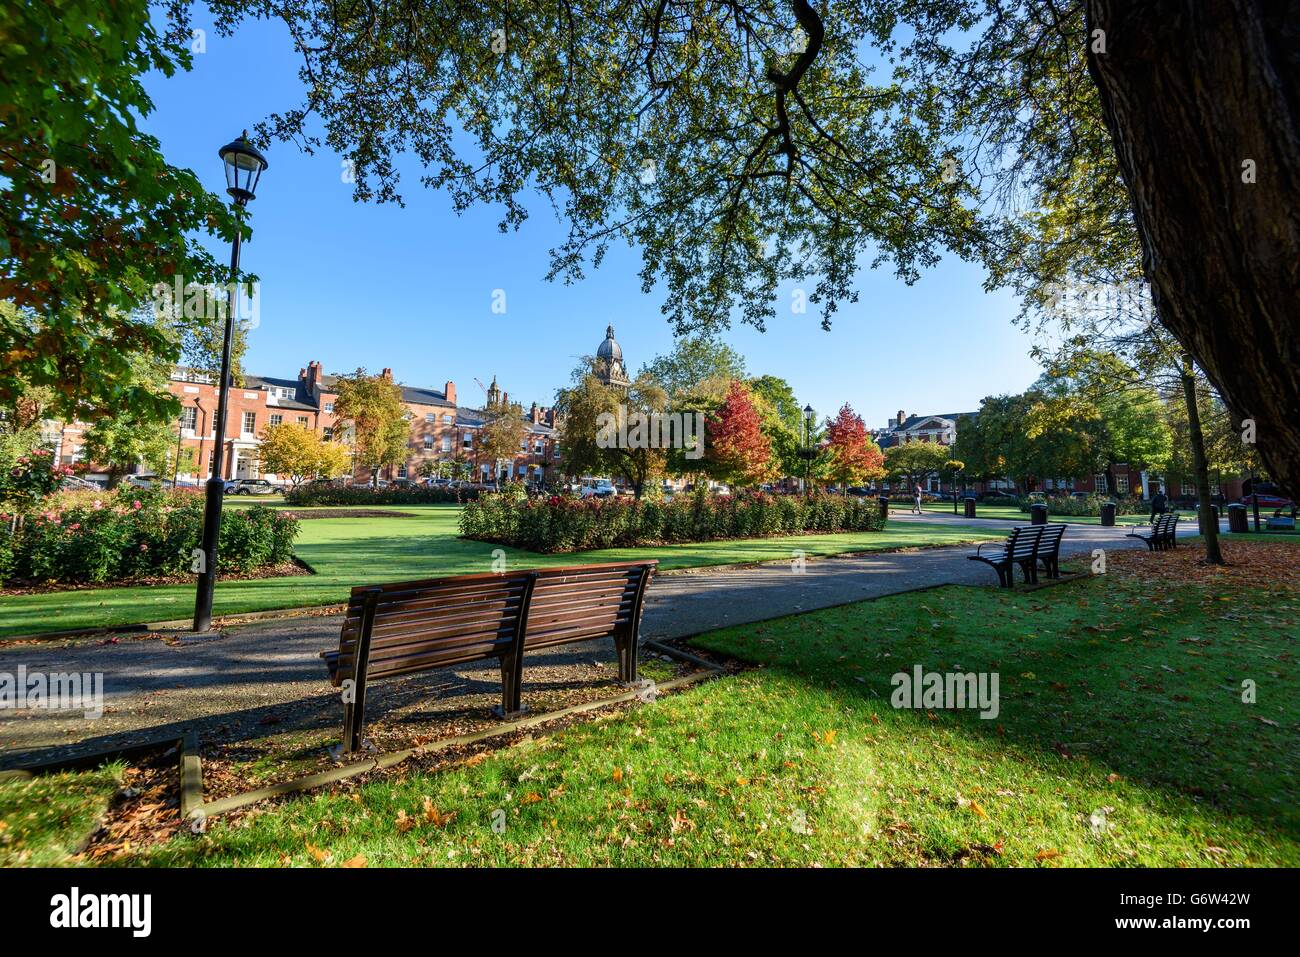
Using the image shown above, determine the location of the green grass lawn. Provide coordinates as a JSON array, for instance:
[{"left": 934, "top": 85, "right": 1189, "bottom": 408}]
[
  {"left": 0, "top": 764, "right": 124, "bottom": 866},
  {"left": 915, "top": 502, "right": 1155, "bottom": 525},
  {"left": 0, "top": 506, "right": 1002, "bottom": 638},
  {"left": 49, "top": 537, "right": 1289, "bottom": 867}
]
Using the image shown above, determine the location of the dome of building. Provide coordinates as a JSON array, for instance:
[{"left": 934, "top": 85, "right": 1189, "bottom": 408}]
[{"left": 596, "top": 324, "right": 622, "bottom": 363}]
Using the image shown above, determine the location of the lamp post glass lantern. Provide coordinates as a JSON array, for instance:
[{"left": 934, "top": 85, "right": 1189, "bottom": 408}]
[{"left": 193, "top": 132, "right": 268, "bottom": 633}]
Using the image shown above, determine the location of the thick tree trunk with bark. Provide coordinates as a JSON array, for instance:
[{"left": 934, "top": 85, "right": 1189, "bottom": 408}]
[{"left": 1085, "top": 1, "right": 1300, "bottom": 497}]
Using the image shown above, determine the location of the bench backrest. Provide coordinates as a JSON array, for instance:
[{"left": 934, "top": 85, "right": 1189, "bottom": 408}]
[
  {"left": 332, "top": 572, "right": 536, "bottom": 684},
  {"left": 1008, "top": 525, "right": 1045, "bottom": 561},
  {"left": 1038, "top": 523, "right": 1066, "bottom": 551},
  {"left": 526, "top": 561, "right": 656, "bottom": 651},
  {"left": 330, "top": 560, "right": 657, "bottom": 685}
]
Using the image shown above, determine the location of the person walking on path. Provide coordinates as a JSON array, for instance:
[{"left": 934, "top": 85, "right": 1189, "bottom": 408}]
[
  {"left": 1149, "top": 488, "right": 1168, "bottom": 523},
  {"left": 913, "top": 484, "right": 924, "bottom": 515}
]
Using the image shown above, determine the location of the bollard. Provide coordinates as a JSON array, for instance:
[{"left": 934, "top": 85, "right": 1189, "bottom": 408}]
[
  {"left": 964, "top": 497, "right": 977, "bottom": 518},
  {"left": 1100, "top": 502, "right": 1116, "bottom": 527},
  {"left": 1030, "top": 503, "right": 1048, "bottom": 526}
]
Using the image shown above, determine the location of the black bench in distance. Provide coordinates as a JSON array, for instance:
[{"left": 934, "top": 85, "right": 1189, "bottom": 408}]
[
  {"left": 322, "top": 560, "right": 656, "bottom": 755},
  {"left": 1126, "top": 512, "right": 1179, "bottom": 551},
  {"left": 967, "top": 525, "right": 1045, "bottom": 587}
]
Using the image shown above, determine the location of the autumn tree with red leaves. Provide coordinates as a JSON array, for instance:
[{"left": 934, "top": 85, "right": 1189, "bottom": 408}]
[
  {"left": 825, "top": 403, "right": 885, "bottom": 491},
  {"left": 705, "top": 380, "right": 773, "bottom": 487}
]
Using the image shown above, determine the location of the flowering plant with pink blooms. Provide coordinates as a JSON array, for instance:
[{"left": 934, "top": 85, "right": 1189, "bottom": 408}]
[
  {"left": 0, "top": 486, "right": 299, "bottom": 587},
  {"left": 0, "top": 445, "right": 72, "bottom": 514}
]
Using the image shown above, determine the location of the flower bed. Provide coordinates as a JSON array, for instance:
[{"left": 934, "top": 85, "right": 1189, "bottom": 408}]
[
  {"left": 460, "top": 490, "right": 886, "bottom": 553},
  {"left": 0, "top": 488, "right": 299, "bottom": 587},
  {"left": 282, "top": 484, "right": 480, "bottom": 506}
]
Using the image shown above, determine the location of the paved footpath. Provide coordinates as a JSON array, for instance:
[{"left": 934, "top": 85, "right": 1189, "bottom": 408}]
[{"left": 0, "top": 515, "right": 1204, "bottom": 761}]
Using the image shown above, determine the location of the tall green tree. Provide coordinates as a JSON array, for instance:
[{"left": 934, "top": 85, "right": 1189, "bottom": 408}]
[
  {"left": 331, "top": 369, "right": 408, "bottom": 486},
  {"left": 555, "top": 359, "right": 670, "bottom": 498},
  {"left": 1, "top": 0, "right": 241, "bottom": 424}
]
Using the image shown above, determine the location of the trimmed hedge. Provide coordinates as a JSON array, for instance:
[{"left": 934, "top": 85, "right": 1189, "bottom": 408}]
[
  {"left": 0, "top": 488, "right": 298, "bottom": 587},
  {"left": 1016, "top": 494, "right": 1148, "bottom": 516},
  {"left": 460, "top": 490, "right": 887, "bottom": 553},
  {"left": 282, "top": 484, "right": 480, "bottom": 506}
]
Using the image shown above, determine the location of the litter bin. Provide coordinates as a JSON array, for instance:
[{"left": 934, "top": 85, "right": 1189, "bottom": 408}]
[
  {"left": 1197, "top": 503, "right": 1220, "bottom": 534},
  {"left": 1227, "top": 503, "right": 1248, "bottom": 533},
  {"left": 964, "top": 497, "right": 977, "bottom": 518},
  {"left": 1100, "top": 501, "right": 1116, "bottom": 527},
  {"left": 1030, "top": 503, "right": 1048, "bottom": 525},
  {"left": 878, "top": 496, "right": 889, "bottom": 520}
]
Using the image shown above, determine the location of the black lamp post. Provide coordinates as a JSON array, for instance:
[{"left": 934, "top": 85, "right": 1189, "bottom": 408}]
[
  {"left": 802, "top": 404, "right": 815, "bottom": 496},
  {"left": 193, "top": 131, "right": 267, "bottom": 632}
]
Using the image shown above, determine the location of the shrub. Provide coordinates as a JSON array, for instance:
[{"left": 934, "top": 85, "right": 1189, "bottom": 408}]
[
  {"left": 1016, "top": 494, "right": 1148, "bottom": 516},
  {"left": 282, "top": 484, "right": 480, "bottom": 506},
  {"left": 460, "top": 490, "right": 886, "bottom": 553},
  {"left": 0, "top": 488, "right": 300, "bottom": 587}
]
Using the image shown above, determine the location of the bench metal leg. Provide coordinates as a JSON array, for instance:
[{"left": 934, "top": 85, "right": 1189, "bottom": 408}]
[
  {"left": 339, "top": 588, "right": 381, "bottom": 757},
  {"left": 493, "top": 656, "right": 527, "bottom": 720},
  {"left": 614, "top": 632, "right": 640, "bottom": 685}
]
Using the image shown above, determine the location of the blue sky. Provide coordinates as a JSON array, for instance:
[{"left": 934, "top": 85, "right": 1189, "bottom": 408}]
[{"left": 142, "top": 10, "right": 1043, "bottom": 428}]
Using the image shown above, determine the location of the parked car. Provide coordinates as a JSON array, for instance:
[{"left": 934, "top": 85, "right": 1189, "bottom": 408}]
[
  {"left": 844, "top": 486, "right": 873, "bottom": 497},
  {"left": 1242, "top": 482, "right": 1294, "bottom": 510},
  {"left": 579, "top": 479, "right": 616, "bottom": 499},
  {"left": 225, "top": 478, "right": 277, "bottom": 496},
  {"left": 60, "top": 474, "right": 104, "bottom": 491}
]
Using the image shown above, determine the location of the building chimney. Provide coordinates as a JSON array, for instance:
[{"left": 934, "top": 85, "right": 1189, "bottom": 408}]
[
  {"left": 304, "top": 360, "right": 322, "bottom": 396},
  {"left": 444, "top": 380, "right": 457, "bottom": 406},
  {"left": 897, "top": 409, "right": 906, "bottom": 428},
  {"left": 531, "top": 402, "right": 541, "bottom": 424},
  {"left": 381, "top": 368, "right": 393, "bottom": 381}
]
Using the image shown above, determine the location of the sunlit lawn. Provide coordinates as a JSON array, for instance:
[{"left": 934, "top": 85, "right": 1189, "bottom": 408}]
[
  {"left": 77, "top": 535, "right": 1295, "bottom": 867},
  {"left": 0, "top": 505, "right": 1002, "bottom": 638}
]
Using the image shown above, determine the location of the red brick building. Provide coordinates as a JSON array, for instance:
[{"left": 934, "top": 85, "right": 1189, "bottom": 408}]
[{"left": 54, "top": 360, "right": 560, "bottom": 487}]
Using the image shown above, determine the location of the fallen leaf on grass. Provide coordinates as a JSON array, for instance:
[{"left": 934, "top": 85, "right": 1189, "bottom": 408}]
[{"left": 341, "top": 854, "right": 367, "bottom": 868}]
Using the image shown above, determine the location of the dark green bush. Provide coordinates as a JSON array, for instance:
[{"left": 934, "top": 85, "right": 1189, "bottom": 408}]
[
  {"left": 0, "top": 488, "right": 300, "bottom": 586},
  {"left": 460, "top": 490, "right": 886, "bottom": 553},
  {"left": 282, "top": 484, "right": 480, "bottom": 506}
]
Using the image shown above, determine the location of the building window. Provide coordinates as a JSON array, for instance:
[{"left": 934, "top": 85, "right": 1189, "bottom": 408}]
[
  {"left": 324, "top": 402, "right": 334, "bottom": 413},
  {"left": 442, "top": 414, "right": 453, "bottom": 425},
  {"left": 441, "top": 436, "right": 452, "bottom": 453},
  {"left": 425, "top": 412, "right": 435, "bottom": 423},
  {"left": 423, "top": 436, "right": 433, "bottom": 450},
  {"left": 272, "top": 386, "right": 294, "bottom": 400},
  {"left": 1115, "top": 473, "right": 1129, "bottom": 494},
  {"left": 463, "top": 432, "right": 473, "bottom": 449},
  {"left": 297, "top": 416, "right": 309, "bottom": 426},
  {"left": 269, "top": 414, "right": 283, "bottom": 427},
  {"left": 397, "top": 464, "right": 408, "bottom": 479},
  {"left": 180, "top": 406, "right": 197, "bottom": 431},
  {"left": 323, "top": 427, "right": 333, "bottom": 441},
  {"left": 242, "top": 412, "right": 257, "bottom": 434},
  {"left": 1093, "top": 473, "right": 1107, "bottom": 492}
]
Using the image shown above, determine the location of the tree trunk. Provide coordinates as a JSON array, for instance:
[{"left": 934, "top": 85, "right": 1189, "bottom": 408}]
[
  {"left": 1182, "top": 357, "right": 1226, "bottom": 564},
  {"left": 1085, "top": 0, "right": 1300, "bottom": 498}
]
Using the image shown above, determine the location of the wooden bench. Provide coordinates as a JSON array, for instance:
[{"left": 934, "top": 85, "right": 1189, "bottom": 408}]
[
  {"left": 1126, "top": 512, "right": 1179, "bottom": 551},
  {"left": 322, "top": 560, "right": 656, "bottom": 754},
  {"left": 967, "top": 525, "right": 1045, "bottom": 587}
]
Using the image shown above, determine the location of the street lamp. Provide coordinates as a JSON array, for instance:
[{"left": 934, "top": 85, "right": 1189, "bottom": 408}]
[
  {"left": 802, "top": 404, "right": 815, "bottom": 496},
  {"left": 193, "top": 131, "right": 268, "bottom": 632}
]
